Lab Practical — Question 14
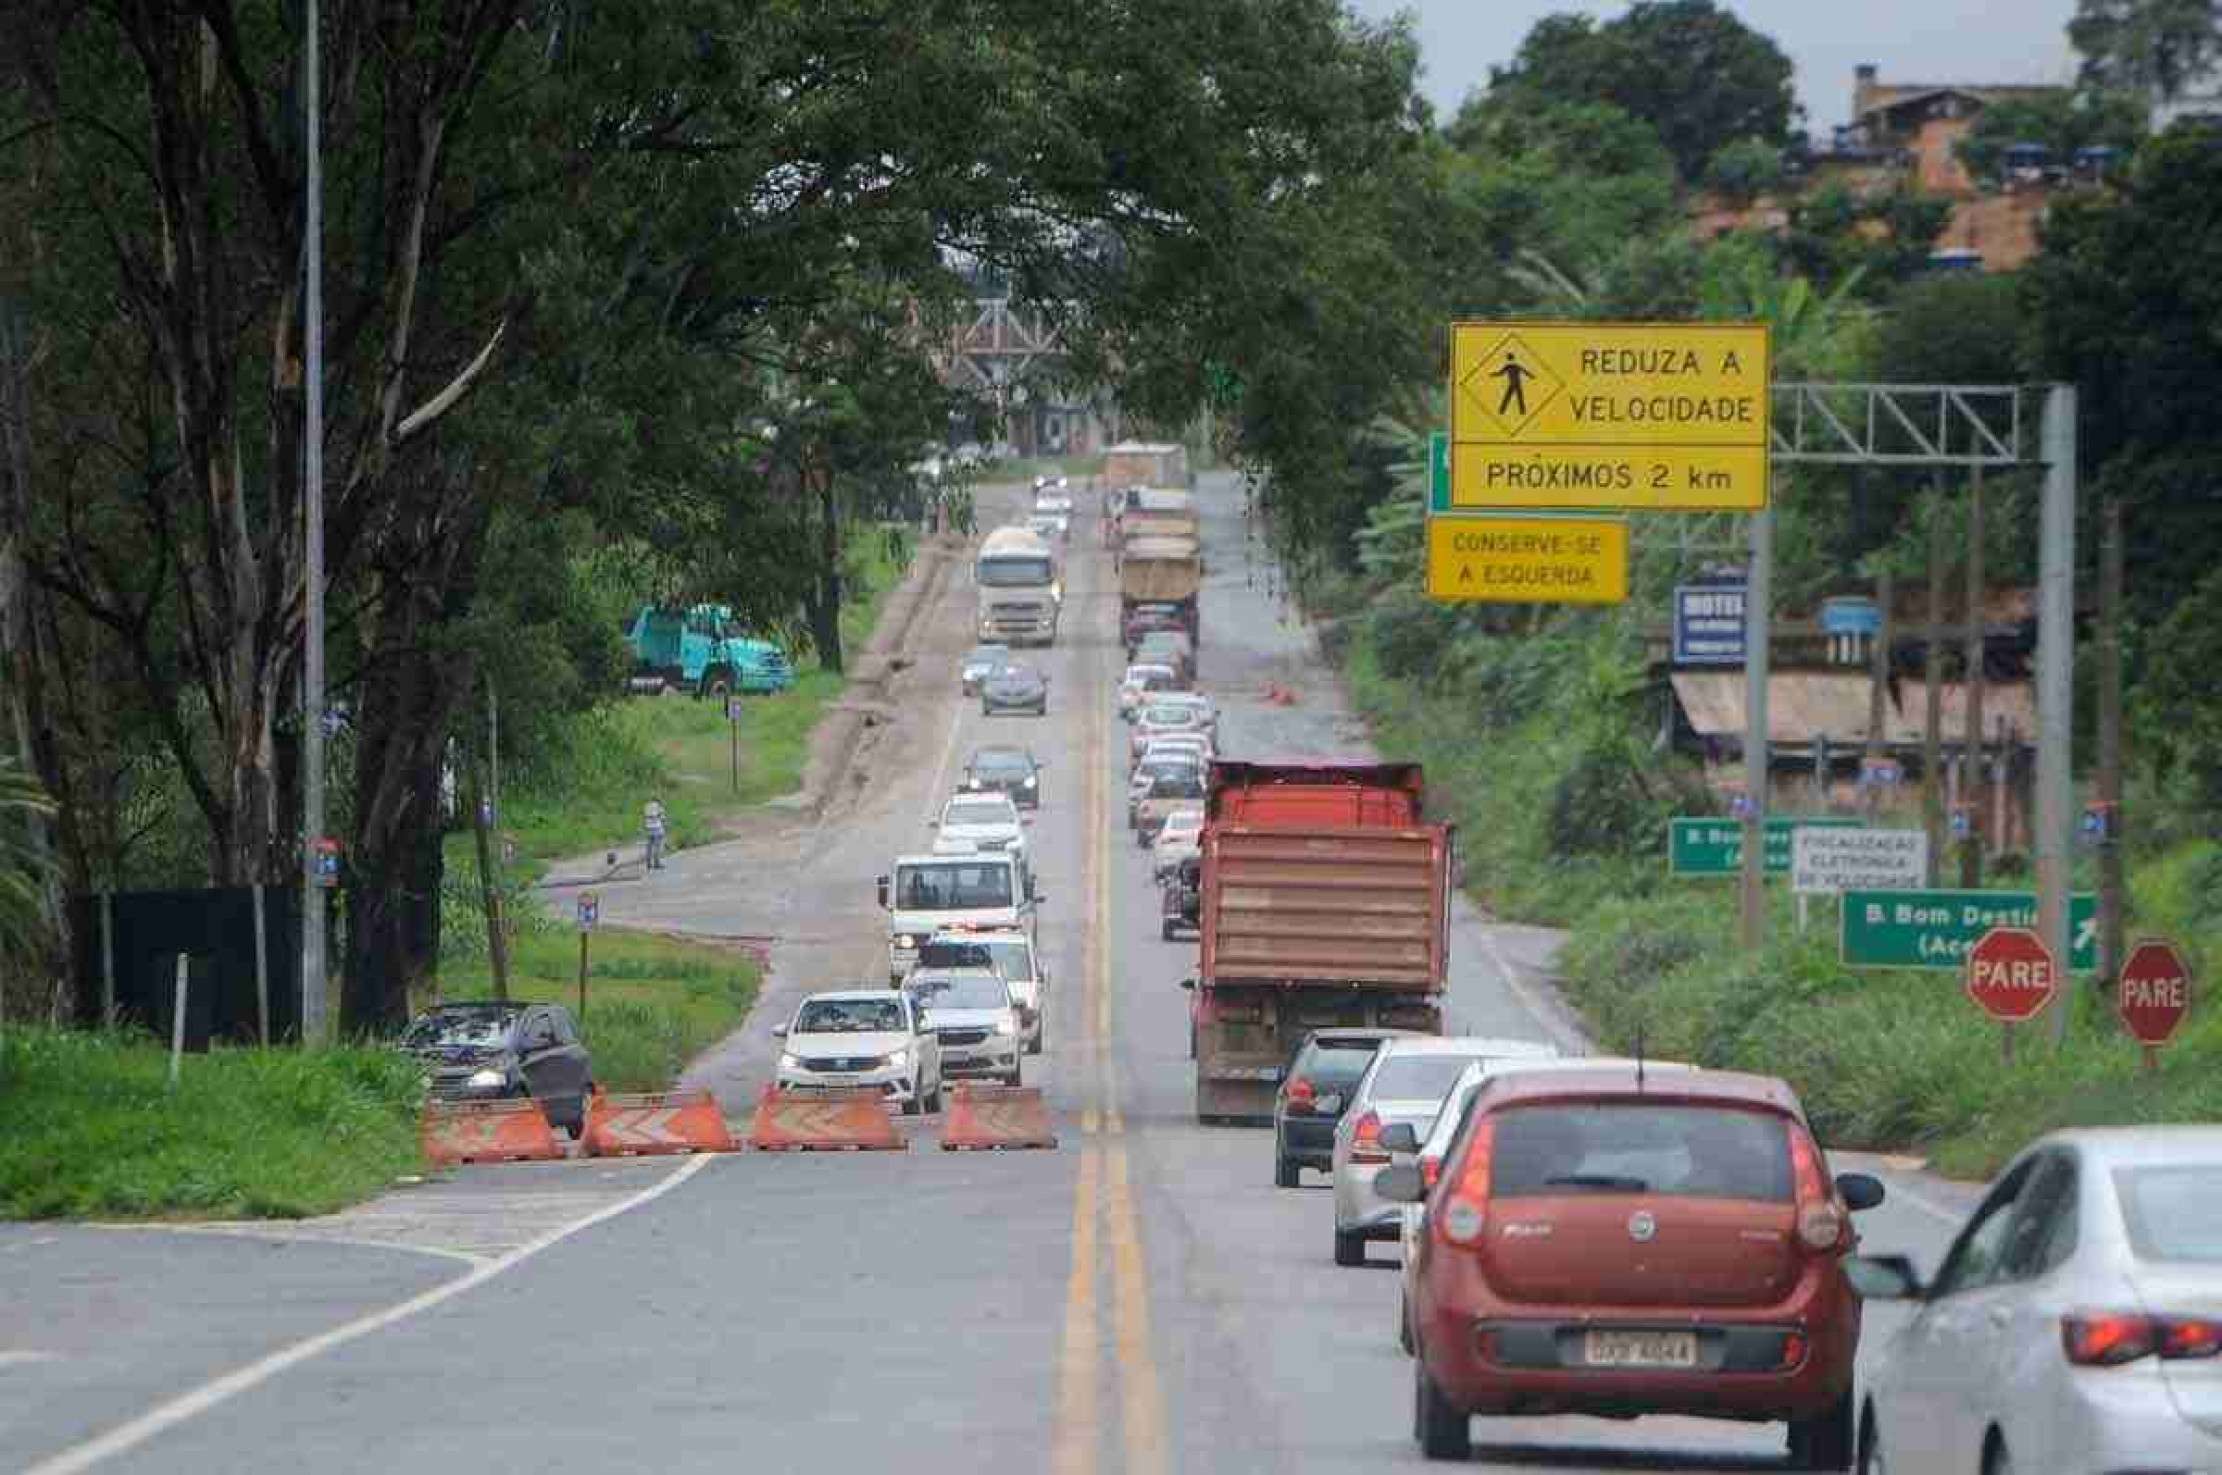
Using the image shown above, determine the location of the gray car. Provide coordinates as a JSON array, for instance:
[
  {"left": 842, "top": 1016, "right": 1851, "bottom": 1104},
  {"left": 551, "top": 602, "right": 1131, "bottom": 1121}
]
[
  {"left": 1853, "top": 1126, "right": 2222, "bottom": 1474},
  {"left": 903, "top": 967, "right": 1024, "bottom": 1085},
  {"left": 1329, "top": 1034, "right": 1558, "bottom": 1266},
  {"left": 960, "top": 643, "right": 1011, "bottom": 694},
  {"left": 401, "top": 1001, "right": 594, "bottom": 1137},
  {"left": 982, "top": 661, "right": 1049, "bottom": 715}
]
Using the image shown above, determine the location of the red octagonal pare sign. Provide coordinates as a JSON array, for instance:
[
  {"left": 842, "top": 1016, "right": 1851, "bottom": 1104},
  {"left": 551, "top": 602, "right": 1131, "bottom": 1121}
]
[
  {"left": 1965, "top": 926, "right": 2058, "bottom": 1024},
  {"left": 2119, "top": 939, "right": 2194, "bottom": 1047}
]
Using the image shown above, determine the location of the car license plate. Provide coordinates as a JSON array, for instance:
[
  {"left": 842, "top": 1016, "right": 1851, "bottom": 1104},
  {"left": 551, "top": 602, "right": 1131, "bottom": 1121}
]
[
  {"left": 1582, "top": 1330, "right": 1697, "bottom": 1368},
  {"left": 817, "top": 1074, "right": 862, "bottom": 1087}
]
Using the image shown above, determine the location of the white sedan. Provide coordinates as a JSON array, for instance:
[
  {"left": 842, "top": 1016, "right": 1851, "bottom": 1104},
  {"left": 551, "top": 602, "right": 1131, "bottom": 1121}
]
[
  {"left": 1151, "top": 805, "right": 1205, "bottom": 881},
  {"left": 772, "top": 990, "right": 942, "bottom": 1115},
  {"left": 932, "top": 791, "right": 1029, "bottom": 868},
  {"left": 1852, "top": 1126, "right": 2222, "bottom": 1474}
]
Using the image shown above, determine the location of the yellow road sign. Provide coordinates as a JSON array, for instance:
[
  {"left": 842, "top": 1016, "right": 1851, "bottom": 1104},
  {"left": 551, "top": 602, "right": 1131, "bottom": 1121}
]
[
  {"left": 1424, "top": 515, "right": 1629, "bottom": 605},
  {"left": 1449, "top": 321, "right": 1770, "bottom": 510}
]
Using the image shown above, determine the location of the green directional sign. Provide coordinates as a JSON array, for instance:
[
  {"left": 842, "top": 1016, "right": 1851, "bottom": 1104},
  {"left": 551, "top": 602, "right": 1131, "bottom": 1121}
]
[
  {"left": 1670, "top": 816, "right": 1860, "bottom": 877},
  {"left": 1429, "top": 430, "right": 1451, "bottom": 511},
  {"left": 1840, "top": 888, "right": 2099, "bottom": 971}
]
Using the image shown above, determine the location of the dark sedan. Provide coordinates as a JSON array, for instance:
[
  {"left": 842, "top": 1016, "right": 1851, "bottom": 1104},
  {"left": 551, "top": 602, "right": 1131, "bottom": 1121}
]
[
  {"left": 1273, "top": 1028, "right": 1421, "bottom": 1188},
  {"left": 962, "top": 744, "right": 1043, "bottom": 808},
  {"left": 981, "top": 662, "right": 1049, "bottom": 716},
  {"left": 400, "top": 1001, "right": 594, "bottom": 1137}
]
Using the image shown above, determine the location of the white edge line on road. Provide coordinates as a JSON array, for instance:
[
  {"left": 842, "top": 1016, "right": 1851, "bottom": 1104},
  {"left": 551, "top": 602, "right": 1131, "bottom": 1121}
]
[
  {"left": 26, "top": 1154, "right": 716, "bottom": 1475},
  {"left": 88, "top": 1223, "right": 488, "bottom": 1269}
]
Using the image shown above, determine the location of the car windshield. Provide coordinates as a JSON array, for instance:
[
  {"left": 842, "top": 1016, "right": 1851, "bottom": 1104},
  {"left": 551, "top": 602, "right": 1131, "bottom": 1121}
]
[
  {"left": 989, "top": 665, "right": 1039, "bottom": 685},
  {"left": 966, "top": 646, "right": 1010, "bottom": 668},
  {"left": 1124, "top": 666, "right": 1174, "bottom": 688},
  {"left": 981, "top": 939, "right": 1034, "bottom": 983},
  {"left": 971, "top": 748, "right": 1033, "bottom": 777},
  {"left": 944, "top": 800, "right": 1014, "bottom": 828},
  {"left": 895, "top": 860, "right": 1015, "bottom": 910},
  {"left": 1368, "top": 1053, "right": 1488, "bottom": 1104},
  {"left": 794, "top": 998, "right": 907, "bottom": 1034},
  {"left": 1160, "top": 810, "right": 1204, "bottom": 836},
  {"left": 1137, "top": 756, "right": 1200, "bottom": 782},
  {"left": 907, "top": 974, "right": 1010, "bottom": 1012},
  {"left": 2115, "top": 1165, "right": 2222, "bottom": 1262},
  {"left": 977, "top": 555, "right": 1054, "bottom": 587},
  {"left": 400, "top": 1009, "right": 519, "bottom": 1047},
  {"left": 918, "top": 939, "right": 995, "bottom": 970},
  {"left": 1489, "top": 1103, "right": 1793, "bottom": 1201}
]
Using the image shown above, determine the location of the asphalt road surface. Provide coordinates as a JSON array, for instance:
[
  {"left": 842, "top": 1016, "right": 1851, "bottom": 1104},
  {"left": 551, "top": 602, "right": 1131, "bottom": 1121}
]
[{"left": 7, "top": 473, "right": 1982, "bottom": 1474}]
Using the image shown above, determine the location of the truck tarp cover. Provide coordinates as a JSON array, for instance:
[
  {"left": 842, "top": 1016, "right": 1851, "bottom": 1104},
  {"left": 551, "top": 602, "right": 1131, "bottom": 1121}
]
[
  {"left": 1199, "top": 824, "right": 1449, "bottom": 990},
  {"left": 1120, "top": 552, "right": 1201, "bottom": 602}
]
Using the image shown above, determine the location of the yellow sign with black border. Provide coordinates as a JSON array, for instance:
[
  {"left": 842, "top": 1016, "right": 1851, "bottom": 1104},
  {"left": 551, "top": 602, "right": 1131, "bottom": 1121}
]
[
  {"left": 1449, "top": 321, "right": 1770, "bottom": 511},
  {"left": 1424, "top": 515, "right": 1629, "bottom": 605}
]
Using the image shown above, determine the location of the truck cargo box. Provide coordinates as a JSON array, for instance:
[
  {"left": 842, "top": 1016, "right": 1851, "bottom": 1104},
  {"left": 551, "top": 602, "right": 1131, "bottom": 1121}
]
[
  {"left": 1198, "top": 823, "right": 1450, "bottom": 992},
  {"left": 1204, "top": 760, "right": 1425, "bottom": 827}
]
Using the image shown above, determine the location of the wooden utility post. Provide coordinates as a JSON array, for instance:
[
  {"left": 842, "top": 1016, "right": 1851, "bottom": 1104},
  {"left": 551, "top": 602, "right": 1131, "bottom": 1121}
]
[
  {"left": 468, "top": 759, "right": 510, "bottom": 1000},
  {"left": 2096, "top": 495, "right": 2126, "bottom": 988},
  {"left": 1961, "top": 465, "right": 1987, "bottom": 888},
  {"left": 1921, "top": 481, "right": 1947, "bottom": 885}
]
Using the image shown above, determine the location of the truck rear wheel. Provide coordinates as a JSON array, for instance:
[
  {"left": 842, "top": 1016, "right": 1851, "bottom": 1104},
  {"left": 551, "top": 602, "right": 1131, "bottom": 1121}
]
[{"left": 701, "top": 669, "right": 733, "bottom": 700}]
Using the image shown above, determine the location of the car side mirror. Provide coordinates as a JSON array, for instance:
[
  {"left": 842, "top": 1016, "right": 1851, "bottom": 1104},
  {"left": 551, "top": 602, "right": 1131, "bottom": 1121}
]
[
  {"left": 1836, "top": 1172, "right": 1887, "bottom": 1212},
  {"left": 1379, "top": 1123, "right": 1421, "bottom": 1154},
  {"left": 1178, "top": 976, "right": 1196, "bottom": 991},
  {"left": 1844, "top": 1253, "right": 1924, "bottom": 1301},
  {"left": 771, "top": 1023, "right": 788, "bottom": 1039},
  {"left": 876, "top": 876, "right": 890, "bottom": 908},
  {"left": 1374, "top": 1164, "right": 1427, "bottom": 1204}
]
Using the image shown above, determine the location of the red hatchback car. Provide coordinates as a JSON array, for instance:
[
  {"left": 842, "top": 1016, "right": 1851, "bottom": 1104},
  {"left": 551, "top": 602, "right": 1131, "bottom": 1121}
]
[{"left": 1384, "top": 1063, "right": 1886, "bottom": 1467}]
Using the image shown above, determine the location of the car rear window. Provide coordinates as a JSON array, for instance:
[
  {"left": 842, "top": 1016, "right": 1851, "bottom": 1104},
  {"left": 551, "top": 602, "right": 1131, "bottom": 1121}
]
[
  {"left": 1369, "top": 1054, "right": 1485, "bottom": 1104},
  {"left": 1489, "top": 1103, "right": 1794, "bottom": 1202},
  {"left": 2115, "top": 1165, "right": 2222, "bottom": 1262},
  {"left": 1298, "top": 1040, "right": 1381, "bottom": 1089}
]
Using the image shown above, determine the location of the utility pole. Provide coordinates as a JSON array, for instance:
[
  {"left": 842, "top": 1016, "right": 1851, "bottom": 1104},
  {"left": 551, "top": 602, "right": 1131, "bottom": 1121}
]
[
  {"left": 1738, "top": 487, "right": 1776, "bottom": 950},
  {"left": 1922, "top": 481, "right": 1946, "bottom": 884},
  {"left": 299, "top": 0, "right": 329, "bottom": 1045},
  {"left": 2096, "top": 494, "right": 2126, "bottom": 989},
  {"left": 1866, "top": 566, "right": 1894, "bottom": 815},
  {"left": 2036, "top": 385, "right": 2078, "bottom": 1048},
  {"left": 1961, "top": 464, "right": 1987, "bottom": 888}
]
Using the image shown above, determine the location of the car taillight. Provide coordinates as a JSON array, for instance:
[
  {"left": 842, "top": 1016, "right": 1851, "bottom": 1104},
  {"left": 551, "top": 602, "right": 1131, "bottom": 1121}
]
[
  {"left": 1436, "top": 1120, "right": 1496, "bottom": 1247},
  {"left": 1419, "top": 1156, "right": 1441, "bottom": 1189},
  {"left": 2064, "top": 1312, "right": 2222, "bottom": 1366},
  {"left": 1285, "top": 1077, "right": 1316, "bottom": 1114},
  {"left": 1350, "top": 1111, "right": 1388, "bottom": 1164},
  {"left": 1788, "top": 1126, "right": 1846, "bottom": 1252}
]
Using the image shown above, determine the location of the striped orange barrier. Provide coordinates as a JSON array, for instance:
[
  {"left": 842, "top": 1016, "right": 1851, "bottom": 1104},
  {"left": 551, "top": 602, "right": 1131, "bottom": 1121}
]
[
  {"left": 421, "top": 1098, "right": 563, "bottom": 1166},
  {"left": 749, "top": 1084, "right": 906, "bottom": 1152},
  {"left": 583, "top": 1087, "right": 737, "bottom": 1158},
  {"left": 938, "top": 1084, "right": 1058, "bottom": 1151}
]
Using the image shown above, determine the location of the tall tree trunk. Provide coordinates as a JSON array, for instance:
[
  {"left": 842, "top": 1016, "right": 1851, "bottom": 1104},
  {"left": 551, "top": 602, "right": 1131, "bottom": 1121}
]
[{"left": 808, "top": 461, "right": 845, "bottom": 673}]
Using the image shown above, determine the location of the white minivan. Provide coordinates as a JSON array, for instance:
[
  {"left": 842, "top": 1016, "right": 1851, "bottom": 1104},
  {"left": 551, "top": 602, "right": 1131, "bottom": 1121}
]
[{"left": 878, "top": 851, "right": 1037, "bottom": 981}]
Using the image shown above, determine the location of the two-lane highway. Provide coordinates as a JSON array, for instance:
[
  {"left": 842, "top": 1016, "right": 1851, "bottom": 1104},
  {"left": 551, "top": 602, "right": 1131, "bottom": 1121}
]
[{"left": 11, "top": 472, "right": 1967, "bottom": 1474}]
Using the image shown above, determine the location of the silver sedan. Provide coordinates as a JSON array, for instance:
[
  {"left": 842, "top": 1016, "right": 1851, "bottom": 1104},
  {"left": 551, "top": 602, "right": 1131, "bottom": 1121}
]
[{"left": 1853, "top": 1125, "right": 2222, "bottom": 1473}]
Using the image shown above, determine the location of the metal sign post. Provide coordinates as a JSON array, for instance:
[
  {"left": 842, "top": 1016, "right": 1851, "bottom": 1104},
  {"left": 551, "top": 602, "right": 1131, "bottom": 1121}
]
[{"left": 577, "top": 891, "right": 599, "bottom": 1021}]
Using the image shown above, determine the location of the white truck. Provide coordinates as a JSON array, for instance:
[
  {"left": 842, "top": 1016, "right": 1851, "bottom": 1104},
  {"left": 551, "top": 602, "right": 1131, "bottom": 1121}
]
[
  {"left": 975, "top": 525, "right": 1061, "bottom": 646},
  {"left": 877, "top": 851, "right": 1038, "bottom": 981}
]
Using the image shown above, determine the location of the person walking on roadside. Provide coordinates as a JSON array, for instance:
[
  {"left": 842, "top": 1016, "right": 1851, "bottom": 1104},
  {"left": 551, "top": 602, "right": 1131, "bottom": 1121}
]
[{"left": 642, "top": 796, "right": 668, "bottom": 872}]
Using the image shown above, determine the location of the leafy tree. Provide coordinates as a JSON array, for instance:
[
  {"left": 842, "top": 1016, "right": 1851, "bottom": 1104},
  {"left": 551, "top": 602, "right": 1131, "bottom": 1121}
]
[
  {"left": 1487, "top": 2, "right": 1797, "bottom": 181},
  {"left": 1955, "top": 90, "right": 2150, "bottom": 181},
  {"left": 2071, "top": 0, "right": 2222, "bottom": 100},
  {"left": 1870, "top": 274, "right": 2027, "bottom": 386},
  {"left": 1705, "top": 137, "right": 1789, "bottom": 205},
  {"left": 1780, "top": 182, "right": 1952, "bottom": 296}
]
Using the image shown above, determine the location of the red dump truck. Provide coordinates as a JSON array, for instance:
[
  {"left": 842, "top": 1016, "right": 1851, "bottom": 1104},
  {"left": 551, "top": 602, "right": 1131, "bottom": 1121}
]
[{"left": 1184, "top": 760, "right": 1450, "bottom": 1123}]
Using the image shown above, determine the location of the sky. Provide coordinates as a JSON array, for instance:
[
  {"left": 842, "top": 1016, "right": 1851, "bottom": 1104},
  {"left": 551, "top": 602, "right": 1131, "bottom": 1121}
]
[{"left": 1346, "top": 0, "right": 2082, "bottom": 132}]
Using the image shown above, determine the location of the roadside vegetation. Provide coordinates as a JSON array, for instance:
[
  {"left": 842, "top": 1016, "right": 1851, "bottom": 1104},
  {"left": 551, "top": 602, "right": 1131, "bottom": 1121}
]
[{"left": 0, "top": 1028, "right": 422, "bottom": 1220}]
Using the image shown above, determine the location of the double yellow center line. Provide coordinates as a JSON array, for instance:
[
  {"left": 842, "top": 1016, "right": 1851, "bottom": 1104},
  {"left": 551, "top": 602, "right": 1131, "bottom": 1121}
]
[{"left": 1052, "top": 569, "right": 1166, "bottom": 1475}]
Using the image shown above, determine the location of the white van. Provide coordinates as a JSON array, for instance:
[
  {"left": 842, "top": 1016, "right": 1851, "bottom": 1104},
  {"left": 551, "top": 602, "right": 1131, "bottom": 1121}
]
[{"left": 877, "top": 851, "right": 1038, "bottom": 981}]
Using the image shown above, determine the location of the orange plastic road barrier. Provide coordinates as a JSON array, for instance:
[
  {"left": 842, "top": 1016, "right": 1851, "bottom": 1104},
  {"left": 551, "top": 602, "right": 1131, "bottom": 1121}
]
[
  {"left": 421, "top": 1098, "right": 563, "bottom": 1166},
  {"left": 749, "top": 1085, "right": 906, "bottom": 1152},
  {"left": 583, "top": 1087, "right": 737, "bottom": 1158},
  {"left": 939, "top": 1084, "right": 1059, "bottom": 1152}
]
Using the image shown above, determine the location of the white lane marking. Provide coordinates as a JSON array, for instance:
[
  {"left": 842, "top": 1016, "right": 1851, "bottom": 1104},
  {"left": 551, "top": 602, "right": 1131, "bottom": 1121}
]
[
  {"left": 1476, "top": 926, "right": 1592, "bottom": 1054},
  {"left": 922, "top": 695, "right": 969, "bottom": 827},
  {"left": 0, "top": 1352, "right": 61, "bottom": 1369},
  {"left": 25, "top": 1154, "right": 716, "bottom": 1475},
  {"left": 90, "top": 1223, "right": 487, "bottom": 1269}
]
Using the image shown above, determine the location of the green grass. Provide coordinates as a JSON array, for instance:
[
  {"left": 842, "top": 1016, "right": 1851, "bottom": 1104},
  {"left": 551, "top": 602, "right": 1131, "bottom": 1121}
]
[
  {"left": 439, "top": 924, "right": 760, "bottom": 1093},
  {"left": 0, "top": 1028, "right": 424, "bottom": 1219}
]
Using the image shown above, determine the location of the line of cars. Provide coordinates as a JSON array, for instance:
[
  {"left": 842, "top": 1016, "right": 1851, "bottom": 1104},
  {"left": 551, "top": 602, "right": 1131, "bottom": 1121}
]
[
  {"left": 1270, "top": 1028, "right": 1892, "bottom": 1467},
  {"left": 771, "top": 575, "right": 1062, "bottom": 1112},
  {"left": 1113, "top": 630, "right": 1222, "bottom": 930}
]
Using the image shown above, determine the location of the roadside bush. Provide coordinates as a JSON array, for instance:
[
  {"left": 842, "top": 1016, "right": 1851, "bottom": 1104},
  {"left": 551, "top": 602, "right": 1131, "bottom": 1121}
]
[{"left": 0, "top": 1028, "right": 422, "bottom": 1219}]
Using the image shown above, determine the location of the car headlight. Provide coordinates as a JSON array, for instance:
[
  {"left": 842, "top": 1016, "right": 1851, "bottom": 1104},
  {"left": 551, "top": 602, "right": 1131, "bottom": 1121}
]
[
  {"left": 777, "top": 1052, "right": 801, "bottom": 1071},
  {"left": 466, "top": 1067, "right": 507, "bottom": 1089},
  {"left": 1022, "top": 776, "right": 1036, "bottom": 787},
  {"left": 884, "top": 1048, "right": 912, "bottom": 1069},
  {"left": 895, "top": 934, "right": 919, "bottom": 950}
]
